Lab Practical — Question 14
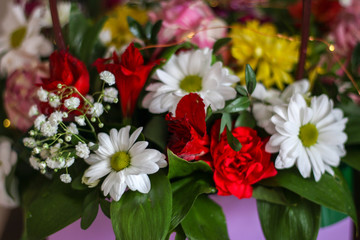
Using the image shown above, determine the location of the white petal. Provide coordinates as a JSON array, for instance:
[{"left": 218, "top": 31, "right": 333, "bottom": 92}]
[
  {"left": 129, "top": 141, "right": 149, "bottom": 156},
  {"left": 85, "top": 154, "right": 104, "bottom": 165},
  {"left": 110, "top": 128, "right": 120, "bottom": 152},
  {"left": 110, "top": 181, "right": 127, "bottom": 201},
  {"left": 156, "top": 69, "right": 180, "bottom": 87},
  {"left": 118, "top": 126, "right": 131, "bottom": 151},
  {"left": 129, "top": 127, "right": 143, "bottom": 148},
  {"left": 125, "top": 174, "right": 151, "bottom": 193},
  {"left": 101, "top": 171, "right": 117, "bottom": 196},
  {"left": 86, "top": 161, "right": 111, "bottom": 183},
  {"left": 97, "top": 133, "right": 115, "bottom": 156},
  {"left": 296, "top": 147, "right": 312, "bottom": 178}
]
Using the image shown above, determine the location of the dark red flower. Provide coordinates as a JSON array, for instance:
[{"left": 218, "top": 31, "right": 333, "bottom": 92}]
[
  {"left": 40, "top": 50, "right": 90, "bottom": 115},
  {"left": 93, "top": 43, "right": 159, "bottom": 118},
  {"left": 165, "top": 93, "right": 210, "bottom": 161},
  {"left": 210, "top": 121, "right": 277, "bottom": 199}
]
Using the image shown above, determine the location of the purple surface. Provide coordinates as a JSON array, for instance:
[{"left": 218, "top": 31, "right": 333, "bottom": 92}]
[{"left": 49, "top": 196, "right": 352, "bottom": 240}]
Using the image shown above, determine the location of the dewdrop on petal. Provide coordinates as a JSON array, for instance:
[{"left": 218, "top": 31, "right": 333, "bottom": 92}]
[
  {"left": 99, "top": 70, "right": 115, "bottom": 86},
  {"left": 60, "top": 174, "right": 72, "bottom": 183}
]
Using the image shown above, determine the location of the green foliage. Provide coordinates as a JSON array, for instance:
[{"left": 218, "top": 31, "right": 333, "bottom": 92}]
[
  {"left": 212, "top": 37, "right": 231, "bottom": 54},
  {"left": 222, "top": 97, "right": 250, "bottom": 113},
  {"left": 226, "top": 126, "right": 242, "bottom": 151},
  {"left": 257, "top": 192, "right": 321, "bottom": 240},
  {"left": 234, "top": 111, "right": 256, "bottom": 128},
  {"left": 245, "top": 64, "right": 257, "bottom": 95},
  {"left": 81, "top": 190, "right": 99, "bottom": 229},
  {"left": 110, "top": 171, "right": 172, "bottom": 240},
  {"left": 181, "top": 195, "right": 230, "bottom": 240},
  {"left": 260, "top": 168, "right": 358, "bottom": 227}
]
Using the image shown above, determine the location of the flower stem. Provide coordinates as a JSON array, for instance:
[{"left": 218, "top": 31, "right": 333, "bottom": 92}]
[
  {"left": 49, "top": 0, "right": 66, "bottom": 50},
  {"left": 296, "top": 0, "right": 311, "bottom": 80}
]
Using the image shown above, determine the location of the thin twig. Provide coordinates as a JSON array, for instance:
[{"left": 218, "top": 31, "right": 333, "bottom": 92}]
[{"left": 49, "top": 0, "right": 66, "bottom": 50}]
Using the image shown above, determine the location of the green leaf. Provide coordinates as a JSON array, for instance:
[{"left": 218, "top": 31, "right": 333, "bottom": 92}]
[
  {"left": 127, "top": 16, "right": 146, "bottom": 40},
  {"left": 81, "top": 190, "right": 99, "bottom": 230},
  {"left": 205, "top": 105, "right": 213, "bottom": 121},
  {"left": 110, "top": 171, "right": 172, "bottom": 240},
  {"left": 257, "top": 193, "right": 321, "bottom": 240},
  {"left": 68, "top": 4, "right": 89, "bottom": 56},
  {"left": 235, "top": 85, "right": 248, "bottom": 96},
  {"left": 252, "top": 185, "right": 291, "bottom": 206},
  {"left": 339, "top": 102, "right": 360, "bottom": 145},
  {"left": 170, "top": 173, "right": 216, "bottom": 231},
  {"left": 144, "top": 21, "right": 152, "bottom": 40},
  {"left": 143, "top": 116, "right": 168, "bottom": 151},
  {"left": 79, "top": 17, "right": 107, "bottom": 64},
  {"left": 24, "top": 176, "right": 86, "bottom": 240},
  {"left": 71, "top": 175, "right": 88, "bottom": 190},
  {"left": 260, "top": 168, "right": 358, "bottom": 227},
  {"left": 220, "top": 113, "right": 232, "bottom": 136},
  {"left": 167, "top": 150, "right": 213, "bottom": 180},
  {"left": 181, "top": 195, "right": 229, "bottom": 240},
  {"left": 342, "top": 146, "right": 360, "bottom": 171},
  {"left": 321, "top": 206, "right": 347, "bottom": 227},
  {"left": 174, "top": 225, "right": 186, "bottom": 240},
  {"left": 226, "top": 126, "right": 242, "bottom": 151},
  {"left": 212, "top": 37, "right": 231, "bottom": 53},
  {"left": 351, "top": 43, "right": 360, "bottom": 74},
  {"left": 100, "top": 198, "right": 111, "bottom": 219},
  {"left": 234, "top": 111, "right": 256, "bottom": 128},
  {"left": 245, "top": 64, "right": 256, "bottom": 94},
  {"left": 160, "top": 42, "right": 194, "bottom": 64},
  {"left": 89, "top": 144, "right": 99, "bottom": 151},
  {"left": 150, "top": 20, "right": 162, "bottom": 44},
  {"left": 223, "top": 97, "right": 250, "bottom": 113}
]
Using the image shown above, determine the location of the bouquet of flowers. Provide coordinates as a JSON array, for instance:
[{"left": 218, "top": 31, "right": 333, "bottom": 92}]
[{"left": 0, "top": 0, "right": 359, "bottom": 239}]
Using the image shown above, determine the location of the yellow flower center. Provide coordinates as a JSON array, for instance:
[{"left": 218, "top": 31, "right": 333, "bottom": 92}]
[
  {"left": 179, "top": 75, "right": 202, "bottom": 93},
  {"left": 10, "top": 26, "right": 27, "bottom": 48},
  {"left": 298, "top": 123, "right": 318, "bottom": 147},
  {"left": 110, "top": 151, "right": 130, "bottom": 171}
]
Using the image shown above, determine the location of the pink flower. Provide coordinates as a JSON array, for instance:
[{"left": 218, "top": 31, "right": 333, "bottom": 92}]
[
  {"left": 4, "top": 63, "right": 49, "bottom": 132},
  {"left": 330, "top": 1, "right": 360, "bottom": 57},
  {"left": 149, "top": 0, "right": 227, "bottom": 48}
]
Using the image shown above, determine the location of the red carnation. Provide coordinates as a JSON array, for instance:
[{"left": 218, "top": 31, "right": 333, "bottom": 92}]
[
  {"left": 93, "top": 43, "right": 159, "bottom": 118},
  {"left": 210, "top": 121, "right": 277, "bottom": 199},
  {"left": 40, "top": 50, "right": 90, "bottom": 115},
  {"left": 166, "top": 93, "right": 210, "bottom": 161}
]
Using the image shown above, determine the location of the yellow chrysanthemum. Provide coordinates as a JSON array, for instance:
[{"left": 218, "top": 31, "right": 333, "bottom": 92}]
[
  {"left": 101, "top": 5, "right": 148, "bottom": 49},
  {"left": 230, "top": 20, "right": 299, "bottom": 90}
]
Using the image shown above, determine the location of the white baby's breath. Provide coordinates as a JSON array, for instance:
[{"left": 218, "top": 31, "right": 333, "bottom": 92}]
[
  {"left": 99, "top": 71, "right": 116, "bottom": 86},
  {"left": 64, "top": 97, "right": 80, "bottom": 110},
  {"left": 37, "top": 87, "right": 48, "bottom": 102}
]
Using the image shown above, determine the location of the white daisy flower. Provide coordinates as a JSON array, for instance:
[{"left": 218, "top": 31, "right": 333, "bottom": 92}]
[
  {"left": 265, "top": 93, "right": 348, "bottom": 182},
  {"left": 64, "top": 97, "right": 81, "bottom": 110},
  {"left": 99, "top": 71, "right": 116, "bottom": 86},
  {"left": 252, "top": 79, "right": 310, "bottom": 134},
  {"left": 28, "top": 105, "right": 39, "bottom": 117},
  {"left": 0, "top": 4, "right": 52, "bottom": 74},
  {"left": 103, "top": 87, "right": 118, "bottom": 103},
  {"left": 60, "top": 173, "right": 72, "bottom": 183},
  {"left": 75, "top": 116, "right": 86, "bottom": 126},
  {"left": 84, "top": 126, "right": 167, "bottom": 201},
  {"left": 142, "top": 48, "right": 238, "bottom": 114},
  {"left": 76, "top": 142, "right": 90, "bottom": 159}
]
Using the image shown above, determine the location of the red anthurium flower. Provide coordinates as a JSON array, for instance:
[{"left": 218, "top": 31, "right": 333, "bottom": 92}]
[
  {"left": 210, "top": 121, "right": 277, "bottom": 199},
  {"left": 93, "top": 43, "right": 159, "bottom": 118},
  {"left": 165, "top": 93, "right": 210, "bottom": 161}
]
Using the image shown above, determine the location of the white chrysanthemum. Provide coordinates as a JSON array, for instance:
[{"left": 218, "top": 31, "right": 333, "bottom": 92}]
[
  {"left": 49, "top": 111, "right": 63, "bottom": 126},
  {"left": 64, "top": 97, "right": 80, "bottom": 110},
  {"left": 84, "top": 126, "right": 167, "bottom": 201},
  {"left": 37, "top": 87, "right": 48, "bottom": 102},
  {"left": 142, "top": 48, "right": 239, "bottom": 113},
  {"left": 67, "top": 123, "right": 79, "bottom": 135},
  {"left": 75, "top": 116, "right": 86, "bottom": 126},
  {"left": 103, "top": 87, "right": 118, "bottom": 103},
  {"left": 266, "top": 93, "right": 348, "bottom": 182},
  {"left": 40, "top": 121, "right": 58, "bottom": 137},
  {"left": 76, "top": 142, "right": 90, "bottom": 159},
  {"left": 88, "top": 103, "right": 104, "bottom": 117},
  {"left": 48, "top": 93, "right": 61, "bottom": 108},
  {"left": 34, "top": 114, "right": 46, "bottom": 130},
  {"left": 28, "top": 105, "right": 39, "bottom": 117},
  {"left": 0, "top": 3, "right": 53, "bottom": 74},
  {"left": 252, "top": 79, "right": 310, "bottom": 134},
  {"left": 100, "top": 71, "right": 116, "bottom": 86},
  {"left": 60, "top": 173, "right": 72, "bottom": 183}
]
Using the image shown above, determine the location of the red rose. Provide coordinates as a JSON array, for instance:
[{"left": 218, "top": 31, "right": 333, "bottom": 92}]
[
  {"left": 166, "top": 93, "right": 210, "bottom": 161},
  {"left": 39, "top": 50, "right": 90, "bottom": 115},
  {"left": 93, "top": 43, "right": 159, "bottom": 118},
  {"left": 210, "top": 121, "right": 277, "bottom": 199}
]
